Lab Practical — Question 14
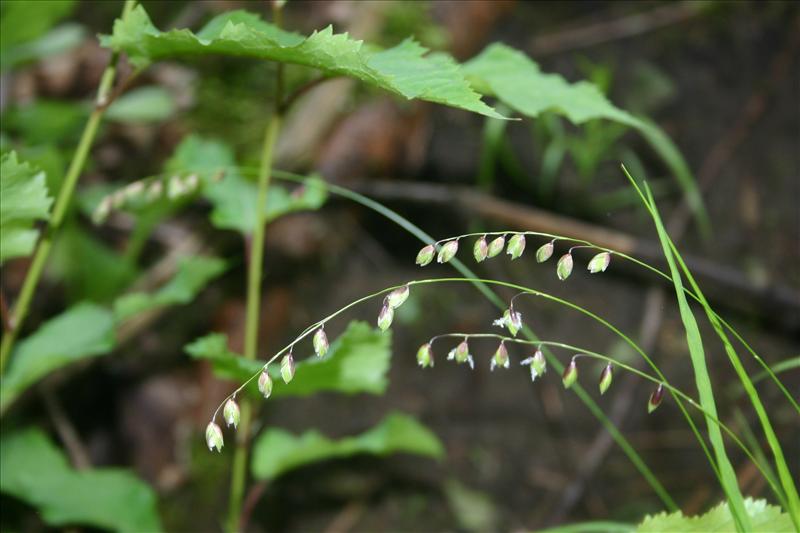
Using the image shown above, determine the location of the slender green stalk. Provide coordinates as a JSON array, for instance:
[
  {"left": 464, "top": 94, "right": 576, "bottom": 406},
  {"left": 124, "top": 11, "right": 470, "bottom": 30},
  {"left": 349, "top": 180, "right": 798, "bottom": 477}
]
[
  {"left": 0, "top": 0, "right": 137, "bottom": 374},
  {"left": 624, "top": 166, "right": 799, "bottom": 529},
  {"left": 225, "top": 114, "right": 283, "bottom": 533},
  {"left": 646, "top": 184, "right": 750, "bottom": 532}
]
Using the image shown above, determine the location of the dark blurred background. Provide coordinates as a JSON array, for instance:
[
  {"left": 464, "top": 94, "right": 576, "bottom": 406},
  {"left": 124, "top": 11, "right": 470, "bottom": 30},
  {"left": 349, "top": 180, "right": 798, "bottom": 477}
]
[{"left": 1, "top": 1, "right": 798, "bottom": 531}]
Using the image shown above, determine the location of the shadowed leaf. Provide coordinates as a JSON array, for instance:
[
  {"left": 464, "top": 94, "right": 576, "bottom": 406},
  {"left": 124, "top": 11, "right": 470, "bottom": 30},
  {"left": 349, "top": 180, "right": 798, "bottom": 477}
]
[{"left": 251, "top": 412, "right": 443, "bottom": 480}]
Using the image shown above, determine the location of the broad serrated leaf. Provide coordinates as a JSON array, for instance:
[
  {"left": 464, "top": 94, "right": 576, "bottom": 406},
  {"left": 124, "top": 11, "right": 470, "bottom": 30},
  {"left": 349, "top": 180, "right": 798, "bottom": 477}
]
[
  {"left": 113, "top": 255, "right": 226, "bottom": 322},
  {"left": 103, "top": 6, "right": 503, "bottom": 118},
  {"left": 0, "top": 151, "right": 52, "bottom": 263},
  {"left": 0, "top": 428, "right": 162, "bottom": 532},
  {"left": 251, "top": 412, "right": 443, "bottom": 480},
  {"left": 636, "top": 498, "right": 792, "bottom": 532},
  {"left": 0, "top": 303, "right": 115, "bottom": 411},
  {"left": 463, "top": 43, "right": 708, "bottom": 234},
  {"left": 185, "top": 320, "right": 391, "bottom": 397},
  {"left": 165, "top": 135, "right": 327, "bottom": 233}
]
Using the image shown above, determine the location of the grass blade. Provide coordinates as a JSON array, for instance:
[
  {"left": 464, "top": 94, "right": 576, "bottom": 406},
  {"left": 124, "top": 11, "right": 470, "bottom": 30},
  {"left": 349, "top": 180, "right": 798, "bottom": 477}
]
[{"left": 638, "top": 181, "right": 750, "bottom": 531}]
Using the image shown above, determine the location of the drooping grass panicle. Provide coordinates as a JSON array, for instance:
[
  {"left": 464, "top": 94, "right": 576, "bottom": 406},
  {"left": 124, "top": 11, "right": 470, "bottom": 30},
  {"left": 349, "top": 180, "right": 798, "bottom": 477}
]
[{"left": 203, "top": 166, "right": 794, "bottom": 511}]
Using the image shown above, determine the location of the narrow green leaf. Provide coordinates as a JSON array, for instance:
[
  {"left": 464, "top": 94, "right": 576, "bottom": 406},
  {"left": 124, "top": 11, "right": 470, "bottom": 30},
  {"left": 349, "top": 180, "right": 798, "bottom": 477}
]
[
  {"left": 0, "top": 428, "right": 162, "bottom": 532},
  {"left": 103, "top": 6, "right": 504, "bottom": 118},
  {"left": 644, "top": 185, "right": 750, "bottom": 531},
  {"left": 251, "top": 412, "right": 444, "bottom": 480},
  {"left": 463, "top": 43, "right": 709, "bottom": 234},
  {"left": 1, "top": 303, "right": 115, "bottom": 411},
  {"left": 636, "top": 498, "right": 792, "bottom": 533},
  {"left": 113, "top": 255, "right": 226, "bottom": 322},
  {"left": 0, "top": 151, "right": 52, "bottom": 264}
]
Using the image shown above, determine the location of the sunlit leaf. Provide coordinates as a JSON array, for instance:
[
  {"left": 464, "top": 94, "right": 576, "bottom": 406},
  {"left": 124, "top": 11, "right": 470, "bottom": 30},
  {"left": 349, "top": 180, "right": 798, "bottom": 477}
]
[
  {"left": 185, "top": 320, "right": 391, "bottom": 396},
  {"left": 0, "top": 151, "right": 52, "bottom": 264},
  {"left": 0, "top": 303, "right": 115, "bottom": 411},
  {"left": 463, "top": 43, "right": 709, "bottom": 234},
  {"left": 0, "top": 428, "right": 162, "bottom": 532},
  {"left": 251, "top": 412, "right": 444, "bottom": 480},
  {"left": 113, "top": 255, "right": 226, "bottom": 322},
  {"left": 103, "top": 6, "right": 504, "bottom": 118},
  {"left": 185, "top": 332, "right": 262, "bottom": 380},
  {"left": 636, "top": 498, "right": 792, "bottom": 532}
]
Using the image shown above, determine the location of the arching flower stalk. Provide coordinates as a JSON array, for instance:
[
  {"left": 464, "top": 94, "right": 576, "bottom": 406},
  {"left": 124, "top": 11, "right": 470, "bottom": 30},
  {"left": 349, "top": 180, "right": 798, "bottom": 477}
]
[{"left": 416, "top": 231, "right": 615, "bottom": 282}]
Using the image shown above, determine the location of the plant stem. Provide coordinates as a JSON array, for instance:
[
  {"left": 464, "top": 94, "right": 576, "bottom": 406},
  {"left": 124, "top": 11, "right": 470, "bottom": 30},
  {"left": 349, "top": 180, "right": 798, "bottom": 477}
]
[
  {"left": 0, "top": 0, "right": 136, "bottom": 375},
  {"left": 225, "top": 112, "right": 283, "bottom": 533}
]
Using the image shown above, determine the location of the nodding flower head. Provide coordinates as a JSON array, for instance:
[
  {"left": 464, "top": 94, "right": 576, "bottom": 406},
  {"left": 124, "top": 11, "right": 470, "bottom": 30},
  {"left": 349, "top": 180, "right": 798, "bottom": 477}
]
[
  {"left": 313, "top": 327, "right": 329, "bottom": 358},
  {"left": 506, "top": 234, "right": 526, "bottom": 260},
  {"left": 448, "top": 340, "right": 474, "bottom": 369},
  {"left": 648, "top": 383, "right": 665, "bottom": 413},
  {"left": 437, "top": 240, "right": 459, "bottom": 263},
  {"left": 377, "top": 303, "right": 394, "bottom": 331},
  {"left": 588, "top": 252, "right": 611, "bottom": 274},
  {"left": 505, "top": 308, "right": 522, "bottom": 336},
  {"left": 562, "top": 358, "right": 578, "bottom": 389},
  {"left": 557, "top": 253, "right": 574, "bottom": 281},
  {"left": 416, "top": 343, "right": 434, "bottom": 368},
  {"left": 490, "top": 342, "right": 510, "bottom": 371},
  {"left": 223, "top": 399, "right": 240, "bottom": 428},
  {"left": 387, "top": 285, "right": 410, "bottom": 309},
  {"left": 473, "top": 236, "right": 489, "bottom": 263},
  {"left": 280, "top": 353, "right": 296, "bottom": 384},
  {"left": 521, "top": 349, "right": 547, "bottom": 382},
  {"left": 487, "top": 236, "right": 505, "bottom": 258},
  {"left": 599, "top": 364, "right": 613, "bottom": 395},
  {"left": 205, "top": 422, "right": 224, "bottom": 452},
  {"left": 258, "top": 370, "right": 273, "bottom": 399},
  {"left": 416, "top": 244, "right": 435, "bottom": 266},
  {"left": 536, "top": 242, "right": 554, "bottom": 263}
]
